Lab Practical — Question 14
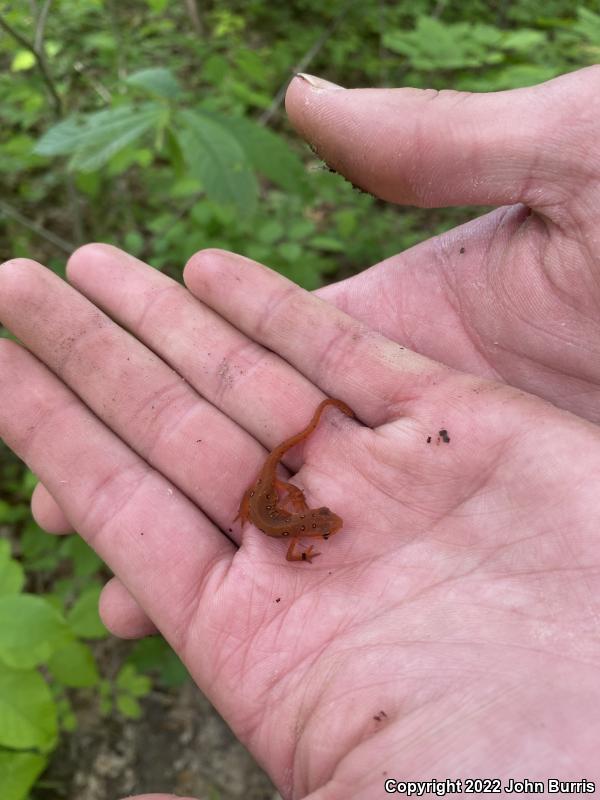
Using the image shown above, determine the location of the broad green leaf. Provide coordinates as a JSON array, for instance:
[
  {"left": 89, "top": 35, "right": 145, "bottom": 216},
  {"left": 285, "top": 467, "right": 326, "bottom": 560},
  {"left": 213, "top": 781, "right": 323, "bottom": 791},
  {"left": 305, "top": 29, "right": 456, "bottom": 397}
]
[
  {"left": 60, "top": 535, "right": 103, "bottom": 577},
  {"left": 309, "top": 235, "right": 345, "bottom": 252},
  {"left": 575, "top": 7, "right": 600, "bottom": 46},
  {"left": 116, "top": 664, "right": 151, "bottom": 697},
  {"left": 0, "top": 499, "right": 29, "bottom": 524},
  {"left": 35, "top": 105, "right": 163, "bottom": 172},
  {"left": 257, "top": 220, "right": 284, "bottom": 243},
  {"left": 126, "top": 68, "right": 182, "bottom": 98},
  {"left": 116, "top": 693, "right": 142, "bottom": 718},
  {"left": 0, "top": 540, "right": 24, "bottom": 596},
  {"left": 11, "top": 51, "right": 35, "bottom": 72},
  {"left": 278, "top": 242, "right": 302, "bottom": 262},
  {"left": 501, "top": 29, "right": 546, "bottom": 52},
  {"left": 0, "top": 751, "right": 47, "bottom": 800},
  {"left": 0, "top": 595, "right": 69, "bottom": 669},
  {"left": 0, "top": 663, "right": 57, "bottom": 750},
  {"left": 176, "top": 110, "right": 258, "bottom": 216},
  {"left": 66, "top": 585, "right": 107, "bottom": 639},
  {"left": 214, "top": 114, "right": 309, "bottom": 196},
  {"left": 20, "top": 521, "right": 62, "bottom": 572},
  {"left": 128, "top": 636, "right": 188, "bottom": 687},
  {"left": 383, "top": 18, "right": 504, "bottom": 70},
  {"left": 47, "top": 640, "right": 99, "bottom": 687}
]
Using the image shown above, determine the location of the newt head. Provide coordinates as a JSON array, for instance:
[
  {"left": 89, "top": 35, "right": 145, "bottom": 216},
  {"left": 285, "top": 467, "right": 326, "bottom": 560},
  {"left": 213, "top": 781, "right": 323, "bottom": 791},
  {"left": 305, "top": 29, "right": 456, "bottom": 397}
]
[{"left": 309, "top": 506, "right": 343, "bottom": 540}]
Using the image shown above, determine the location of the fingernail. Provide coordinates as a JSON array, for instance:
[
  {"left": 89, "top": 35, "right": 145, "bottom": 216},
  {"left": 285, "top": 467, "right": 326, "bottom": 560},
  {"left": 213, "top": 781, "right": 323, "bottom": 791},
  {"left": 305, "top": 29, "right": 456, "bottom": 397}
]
[{"left": 296, "top": 73, "right": 344, "bottom": 91}]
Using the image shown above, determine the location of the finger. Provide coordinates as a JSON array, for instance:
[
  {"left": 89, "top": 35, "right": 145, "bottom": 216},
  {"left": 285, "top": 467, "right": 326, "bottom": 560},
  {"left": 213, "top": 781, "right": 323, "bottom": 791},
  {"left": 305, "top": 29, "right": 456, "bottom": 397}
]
[
  {"left": 0, "top": 257, "right": 261, "bottom": 540},
  {"left": 0, "top": 339, "right": 233, "bottom": 645},
  {"left": 31, "top": 482, "right": 72, "bottom": 534},
  {"left": 31, "top": 481, "right": 157, "bottom": 636},
  {"left": 185, "top": 249, "right": 449, "bottom": 426},
  {"left": 65, "top": 243, "right": 350, "bottom": 464},
  {"left": 99, "top": 577, "right": 158, "bottom": 638},
  {"left": 285, "top": 67, "right": 599, "bottom": 214}
]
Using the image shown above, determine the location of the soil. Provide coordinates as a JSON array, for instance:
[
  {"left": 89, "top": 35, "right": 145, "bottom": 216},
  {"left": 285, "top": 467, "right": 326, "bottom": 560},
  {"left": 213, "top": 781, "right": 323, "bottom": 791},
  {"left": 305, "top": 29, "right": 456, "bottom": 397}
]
[{"left": 41, "top": 680, "right": 280, "bottom": 800}]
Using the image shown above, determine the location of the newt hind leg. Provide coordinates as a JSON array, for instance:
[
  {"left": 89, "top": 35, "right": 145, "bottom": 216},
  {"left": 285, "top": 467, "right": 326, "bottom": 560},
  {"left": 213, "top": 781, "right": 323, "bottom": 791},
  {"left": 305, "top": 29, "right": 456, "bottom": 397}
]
[{"left": 286, "top": 538, "right": 320, "bottom": 563}]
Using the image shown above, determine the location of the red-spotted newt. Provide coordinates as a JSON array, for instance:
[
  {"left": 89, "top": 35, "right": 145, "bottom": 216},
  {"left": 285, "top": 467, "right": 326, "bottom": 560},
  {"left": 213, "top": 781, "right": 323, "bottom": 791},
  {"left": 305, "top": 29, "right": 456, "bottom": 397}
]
[{"left": 236, "top": 398, "right": 354, "bottom": 562}]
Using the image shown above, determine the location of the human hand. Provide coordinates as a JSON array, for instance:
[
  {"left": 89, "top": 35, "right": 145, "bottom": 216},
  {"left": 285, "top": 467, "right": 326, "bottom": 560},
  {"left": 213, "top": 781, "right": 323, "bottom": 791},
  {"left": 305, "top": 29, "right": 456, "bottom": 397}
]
[
  {"left": 288, "top": 67, "right": 600, "bottom": 423},
  {"left": 1, "top": 244, "right": 599, "bottom": 798},
  {"left": 79, "top": 64, "right": 600, "bottom": 648},
  {"left": 26, "top": 66, "right": 600, "bottom": 642}
]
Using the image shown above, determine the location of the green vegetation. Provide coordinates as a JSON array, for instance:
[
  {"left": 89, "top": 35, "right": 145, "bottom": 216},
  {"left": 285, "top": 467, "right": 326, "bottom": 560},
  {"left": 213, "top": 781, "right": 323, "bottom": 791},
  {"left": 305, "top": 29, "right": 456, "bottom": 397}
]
[{"left": 1, "top": 1, "right": 599, "bottom": 797}]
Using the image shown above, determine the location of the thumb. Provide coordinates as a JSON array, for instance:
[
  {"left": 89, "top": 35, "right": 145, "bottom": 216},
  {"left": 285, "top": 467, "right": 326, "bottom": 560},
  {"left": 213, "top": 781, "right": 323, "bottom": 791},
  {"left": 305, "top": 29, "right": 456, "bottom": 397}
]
[{"left": 285, "top": 67, "right": 597, "bottom": 212}]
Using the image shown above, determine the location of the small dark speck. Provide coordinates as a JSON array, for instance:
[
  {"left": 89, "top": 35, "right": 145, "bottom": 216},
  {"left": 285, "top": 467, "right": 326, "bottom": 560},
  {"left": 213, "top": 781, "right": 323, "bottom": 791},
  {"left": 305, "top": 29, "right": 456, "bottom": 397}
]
[
  {"left": 196, "top": 439, "right": 202, "bottom": 443},
  {"left": 438, "top": 429, "right": 450, "bottom": 443},
  {"left": 275, "top": 597, "right": 281, "bottom": 603},
  {"left": 140, "top": 531, "right": 144, "bottom": 536},
  {"left": 374, "top": 709, "right": 388, "bottom": 722},
  {"left": 426, "top": 435, "right": 432, "bottom": 443},
  {"left": 227, "top": 528, "right": 232, "bottom": 533},
  {"left": 459, "top": 246, "right": 465, "bottom": 254}
]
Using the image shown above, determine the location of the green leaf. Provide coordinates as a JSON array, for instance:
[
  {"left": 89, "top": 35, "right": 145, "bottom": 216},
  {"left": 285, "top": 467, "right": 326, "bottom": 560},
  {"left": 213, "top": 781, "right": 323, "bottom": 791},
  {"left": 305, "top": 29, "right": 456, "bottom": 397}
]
[
  {"left": 0, "top": 541, "right": 24, "bottom": 596},
  {"left": 47, "top": 641, "right": 100, "bottom": 687},
  {"left": 128, "top": 636, "right": 188, "bottom": 687},
  {"left": 575, "top": 7, "right": 600, "bottom": 46},
  {"left": 11, "top": 51, "right": 36, "bottom": 72},
  {"left": 61, "top": 535, "right": 103, "bottom": 577},
  {"left": 0, "top": 499, "right": 29, "bottom": 524},
  {"left": 309, "top": 235, "right": 345, "bottom": 252},
  {"left": 278, "top": 242, "right": 302, "bottom": 262},
  {"left": 125, "top": 67, "right": 182, "bottom": 98},
  {"left": 0, "top": 595, "right": 69, "bottom": 669},
  {"left": 66, "top": 585, "right": 107, "bottom": 639},
  {"left": 116, "top": 693, "right": 142, "bottom": 718},
  {"left": 216, "top": 114, "right": 309, "bottom": 196},
  {"left": 257, "top": 220, "right": 284, "bottom": 243},
  {"left": 176, "top": 110, "right": 258, "bottom": 216},
  {"left": 35, "top": 105, "right": 163, "bottom": 172},
  {"left": 116, "top": 664, "right": 151, "bottom": 697},
  {"left": 0, "top": 751, "right": 47, "bottom": 800},
  {"left": 0, "top": 663, "right": 57, "bottom": 750},
  {"left": 20, "top": 522, "right": 62, "bottom": 572},
  {"left": 501, "top": 29, "right": 546, "bottom": 52},
  {"left": 383, "top": 18, "right": 504, "bottom": 70}
]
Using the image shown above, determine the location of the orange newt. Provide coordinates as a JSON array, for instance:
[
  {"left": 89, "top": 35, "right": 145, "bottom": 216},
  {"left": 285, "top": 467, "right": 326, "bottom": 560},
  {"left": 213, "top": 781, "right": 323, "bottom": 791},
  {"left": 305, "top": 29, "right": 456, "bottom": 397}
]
[{"left": 236, "top": 398, "right": 354, "bottom": 562}]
